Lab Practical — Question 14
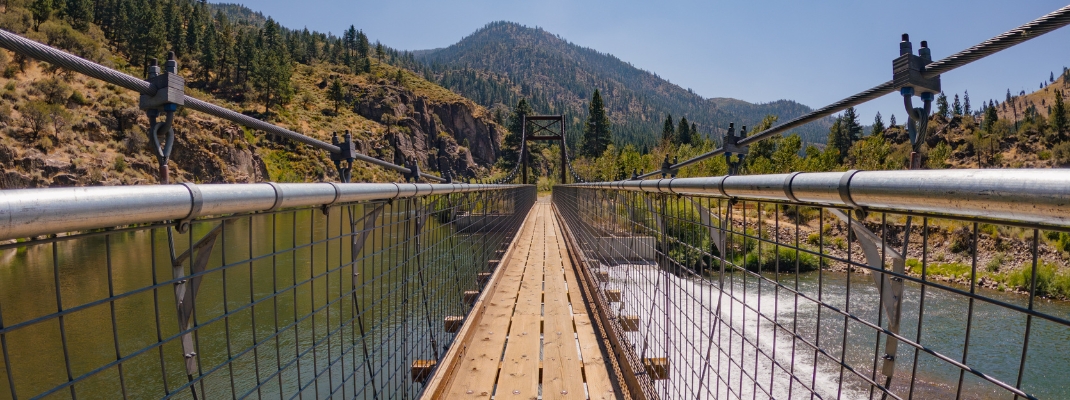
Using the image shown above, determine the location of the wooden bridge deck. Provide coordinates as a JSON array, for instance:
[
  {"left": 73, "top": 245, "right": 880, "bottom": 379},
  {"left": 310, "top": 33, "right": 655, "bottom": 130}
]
[{"left": 422, "top": 198, "right": 619, "bottom": 399}]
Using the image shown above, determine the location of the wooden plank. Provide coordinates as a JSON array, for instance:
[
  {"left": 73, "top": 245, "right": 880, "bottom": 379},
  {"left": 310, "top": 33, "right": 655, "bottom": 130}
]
[
  {"left": 605, "top": 289, "right": 622, "bottom": 302},
  {"left": 422, "top": 202, "right": 539, "bottom": 399},
  {"left": 619, "top": 315, "right": 640, "bottom": 332},
  {"left": 552, "top": 200, "right": 643, "bottom": 399},
  {"left": 542, "top": 244, "right": 586, "bottom": 398},
  {"left": 430, "top": 200, "right": 624, "bottom": 399},
  {"left": 412, "top": 360, "right": 436, "bottom": 382},
  {"left": 643, "top": 358, "right": 670, "bottom": 380},
  {"left": 575, "top": 314, "right": 619, "bottom": 400},
  {"left": 494, "top": 315, "right": 541, "bottom": 398},
  {"left": 551, "top": 217, "right": 588, "bottom": 315},
  {"left": 444, "top": 316, "right": 464, "bottom": 333}
]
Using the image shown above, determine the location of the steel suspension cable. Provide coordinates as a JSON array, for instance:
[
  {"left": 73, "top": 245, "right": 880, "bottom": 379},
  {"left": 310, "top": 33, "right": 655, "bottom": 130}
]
[
  {"left": 0, "top": 29, "right": 446, "bottom": 182},
  {"left": 637, "top": 4, "right": 1070, "bottom": 179}
]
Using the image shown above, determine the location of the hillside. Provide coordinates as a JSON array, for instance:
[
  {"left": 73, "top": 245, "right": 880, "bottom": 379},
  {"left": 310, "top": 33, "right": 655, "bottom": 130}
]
[
  {"left": 0, "top": 1, "right": 505, "bottom": 188},
  {"left": 415, "top": 21, "right": 834, "bottom": 149},
  {"left": 926, "top": 72, "right": 1070, "bottom": 169}
]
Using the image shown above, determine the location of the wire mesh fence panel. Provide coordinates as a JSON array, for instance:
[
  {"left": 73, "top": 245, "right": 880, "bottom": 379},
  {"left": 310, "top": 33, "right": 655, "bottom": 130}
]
[
  {"left": 553, "top": 186, "right": 1070, "bottom": 400},
  {"left": 0, "top": 186, "right": 534, "bottom": 400}
]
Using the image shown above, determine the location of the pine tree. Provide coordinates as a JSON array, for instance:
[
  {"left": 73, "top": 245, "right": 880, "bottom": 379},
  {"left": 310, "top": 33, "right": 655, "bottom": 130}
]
[
  {"left": 200, "top": 18, "right": 218, "bottom": 82},
  {"left": 163, "top": 0, "right": 184, "bottom": 57},
  {"left": 185, "top": 2, "right": 203, "bottom": 58},
  {"left": 963, "top": 90, "right": 972, "bottom": 115},
  {"left": 1006, "top": 89, "right": 1012, "bottom": 104},
  {"left": 872, "top": 112, "right": 885, "bottom": 137},
  {"left": 691, "top": 122, "right": 698, "bottom": 142},
  {"left": 1051, "top": 89, "right": 1067, "bottom": 135},
  {"left": 936, "top": 92, "right": 949, "bottom": 118},
  {"left": 842, "top": 107, "right": 863, "bottom": 143},
  {"left": 661, "top": 114, "right": 674, "bottom": 143},
  {"left": 343, "top": 25, "right": 357, "bottom": 66},
  {"left": 251, "top": 18, "right": 293, "bottom": 111},
  {"left": 328, "top": 79, "right": 345, "bottom": 112},
  {"left": 357, "top": 31, "right": 370, "bottom": 59},
  {"left": 500, "top": 99, "right": 533, "bottom": 169},
  {"left": 984, "top": 102, "right": 999, "bottom": 133},
  {"left": 1052, "top": 71, "right": 1056, "bottom": 83},
  {"left": 216, "top": 13, "right": 235, "bottom": 83},
  {"left": 581, "top": 89, "right": 611, "bottom": 157},
  {"left": 112, "top": 0, "right": 131, "bottom": 51},
  {"left": 129, "top": 1, "right": 165, "bottom": 68},
  {"left": 889, "top": 114, "right": 897, "bottom": 127},
  {"left": 676, "top": 116, "right": 691, "bottom": 145},
  {"left": 375, "top": 41, "right": 383, "bottom": 63},
  {"left": 953, "top": 94, "right": 962, "bottom": 116},
  {"left": 63, "top": 0, "right": 93, "bottom": 31},
  {"left": 827, "top": 118, "right": 849, "bottom": 163},
  {"left": 29, "top": 0, "right": 52, "bottom": 29}
]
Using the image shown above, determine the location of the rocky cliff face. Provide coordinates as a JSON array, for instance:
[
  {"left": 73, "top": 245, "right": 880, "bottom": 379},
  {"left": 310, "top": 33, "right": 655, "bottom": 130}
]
[{"left": 350, "top": 82, "right": 503, "bottom": 178}]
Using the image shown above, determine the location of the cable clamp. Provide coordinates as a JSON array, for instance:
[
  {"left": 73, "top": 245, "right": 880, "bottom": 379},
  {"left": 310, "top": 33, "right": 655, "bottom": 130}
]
[
  {"left": 322, "top": 182, "right": 341, "bottom": 215},
  {"left": 783, "top": 172, "right": 802, "bottom": 203},
  {"left": 837, "top": 170, "right": 862, "bottom": 209},
  {"left": 177, "top": 182, "right": 202, "bottom": 233},
  {"left": 267, "top": 182, "right": 284, "bottom": 212}
]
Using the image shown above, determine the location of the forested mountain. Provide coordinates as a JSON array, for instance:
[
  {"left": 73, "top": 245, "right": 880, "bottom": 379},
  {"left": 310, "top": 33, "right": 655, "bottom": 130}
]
[
  {"left": 415, "top": 21, "right": 834, "bottom": 150},
  {"left": 0, "top": 0, "right": 506, "bottom": 188}
]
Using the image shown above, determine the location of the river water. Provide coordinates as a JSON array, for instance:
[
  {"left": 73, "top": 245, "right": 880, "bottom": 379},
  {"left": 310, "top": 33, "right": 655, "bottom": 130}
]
[
  {"left": 2, "top": 210, "right": 1068, "bottom": 399},
  {"left": 0, "top": 206, "right": 503, "bottom": 399},
  {"left": 607, "top": 264, "right": 1070, "bottom": 400}
]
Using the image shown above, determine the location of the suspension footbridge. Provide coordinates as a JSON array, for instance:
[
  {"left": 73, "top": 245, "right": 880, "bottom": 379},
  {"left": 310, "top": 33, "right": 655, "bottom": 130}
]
[{"left": 0, "top": 4, "right": 1069, "bottom": 400}]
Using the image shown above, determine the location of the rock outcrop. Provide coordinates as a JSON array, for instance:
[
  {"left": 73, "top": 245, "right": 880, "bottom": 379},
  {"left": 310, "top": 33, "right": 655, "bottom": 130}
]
[{"left": 352, "top": 84, "right": 502, "bottom": 178}]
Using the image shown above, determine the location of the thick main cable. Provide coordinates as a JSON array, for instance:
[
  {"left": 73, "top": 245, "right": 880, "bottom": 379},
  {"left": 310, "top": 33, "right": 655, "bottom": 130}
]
[
  {"left": 638, "top": 4, "right": 1070, "bottom": 179},
  {"left": 0, "top": 29, "right": 446, "bottom": 182}
]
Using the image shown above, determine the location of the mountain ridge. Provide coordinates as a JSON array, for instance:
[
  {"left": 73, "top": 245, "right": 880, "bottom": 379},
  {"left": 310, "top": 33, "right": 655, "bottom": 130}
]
[{"left": 415, "top": 21, "right": 833, "bottom": 148}]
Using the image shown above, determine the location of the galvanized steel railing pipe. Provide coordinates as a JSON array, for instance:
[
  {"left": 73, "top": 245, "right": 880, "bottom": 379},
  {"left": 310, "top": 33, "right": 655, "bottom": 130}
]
[
  {"left": 639, "top": 4, "right": 1070, "bottom": 179},
  {"left": 569, "top": 168, "right": 1070, "bottom": 226},
  {"left": 0, "top": 29, "right": 446, "bottom": 182},
  {"left": 0, "top": 182, "right": 519, "bottom": 240}
]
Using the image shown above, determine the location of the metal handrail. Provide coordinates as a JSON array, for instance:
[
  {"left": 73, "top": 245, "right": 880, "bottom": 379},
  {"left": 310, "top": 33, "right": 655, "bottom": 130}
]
[
  {"left": 568, "top": 168, "right": 1070, "bottom": 226},
  {"left": 0, "top": 182, "right": 522, "bottom": 240}
]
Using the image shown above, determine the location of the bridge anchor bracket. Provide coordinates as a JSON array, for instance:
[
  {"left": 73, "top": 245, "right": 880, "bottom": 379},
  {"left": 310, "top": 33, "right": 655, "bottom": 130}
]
[
  {"left": 139, "top": 52, "right": 185, "bottom": 185},
  {"left": 829, "top": 208, "right": 906, "bottom": 379}
]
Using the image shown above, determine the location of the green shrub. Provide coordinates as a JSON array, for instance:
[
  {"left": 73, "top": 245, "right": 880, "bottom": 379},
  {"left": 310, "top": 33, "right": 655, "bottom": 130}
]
[
  {"left": 1038, "top": 150, "right": 1052, "bottom": 160},
  {"left": 781, "top": 204, "right": 819, "bottom": 224},
  {"left": 806, "top": 232, "right": 821, "bottom": 247},
  {"left": 906, "top": 258, "right": 922, "bottom": 273},
  {"left": 1054, "top": 141, "right": 1070, "bottom": 165},
  {"left": 37, "top": 135, "right": 53, "bottom": 152},
  {"left": 1005, "top": 262, "right": 1070, "bottom": 298},
  {"left": 32, "top": 77, "right": 71, "bottom": 105},
  {"left": 742, "top": 246, "right": 821, "bottom": 273},
  {"left": 68, "top": 90, "right": 90, "bottom": 106},
  {"left": 986, "top": 253, "right": 1006, "bottom": 273},
  {"left": 833, "top": 237, "right": 847, "bottom": 251},
  {"left": 927, "top": 261, "right": 973, "bottom": 280},
  {"left": 113, "top": 155, "right": 126, "bottom": 172}
]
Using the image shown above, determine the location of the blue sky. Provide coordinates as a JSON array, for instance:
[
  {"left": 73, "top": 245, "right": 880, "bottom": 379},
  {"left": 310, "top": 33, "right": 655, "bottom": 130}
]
[{"left": 242, "top": 0, "right": 1069, "bottom": 127}]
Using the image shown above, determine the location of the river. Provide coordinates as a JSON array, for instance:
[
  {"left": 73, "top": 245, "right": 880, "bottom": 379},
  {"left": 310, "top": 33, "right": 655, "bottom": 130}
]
[
  {"left": 607, "top": 264, "right": 1070, "bottom": 399},
  {"left": 0, "top": 205, "right": 504, "bottom": 399}
]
